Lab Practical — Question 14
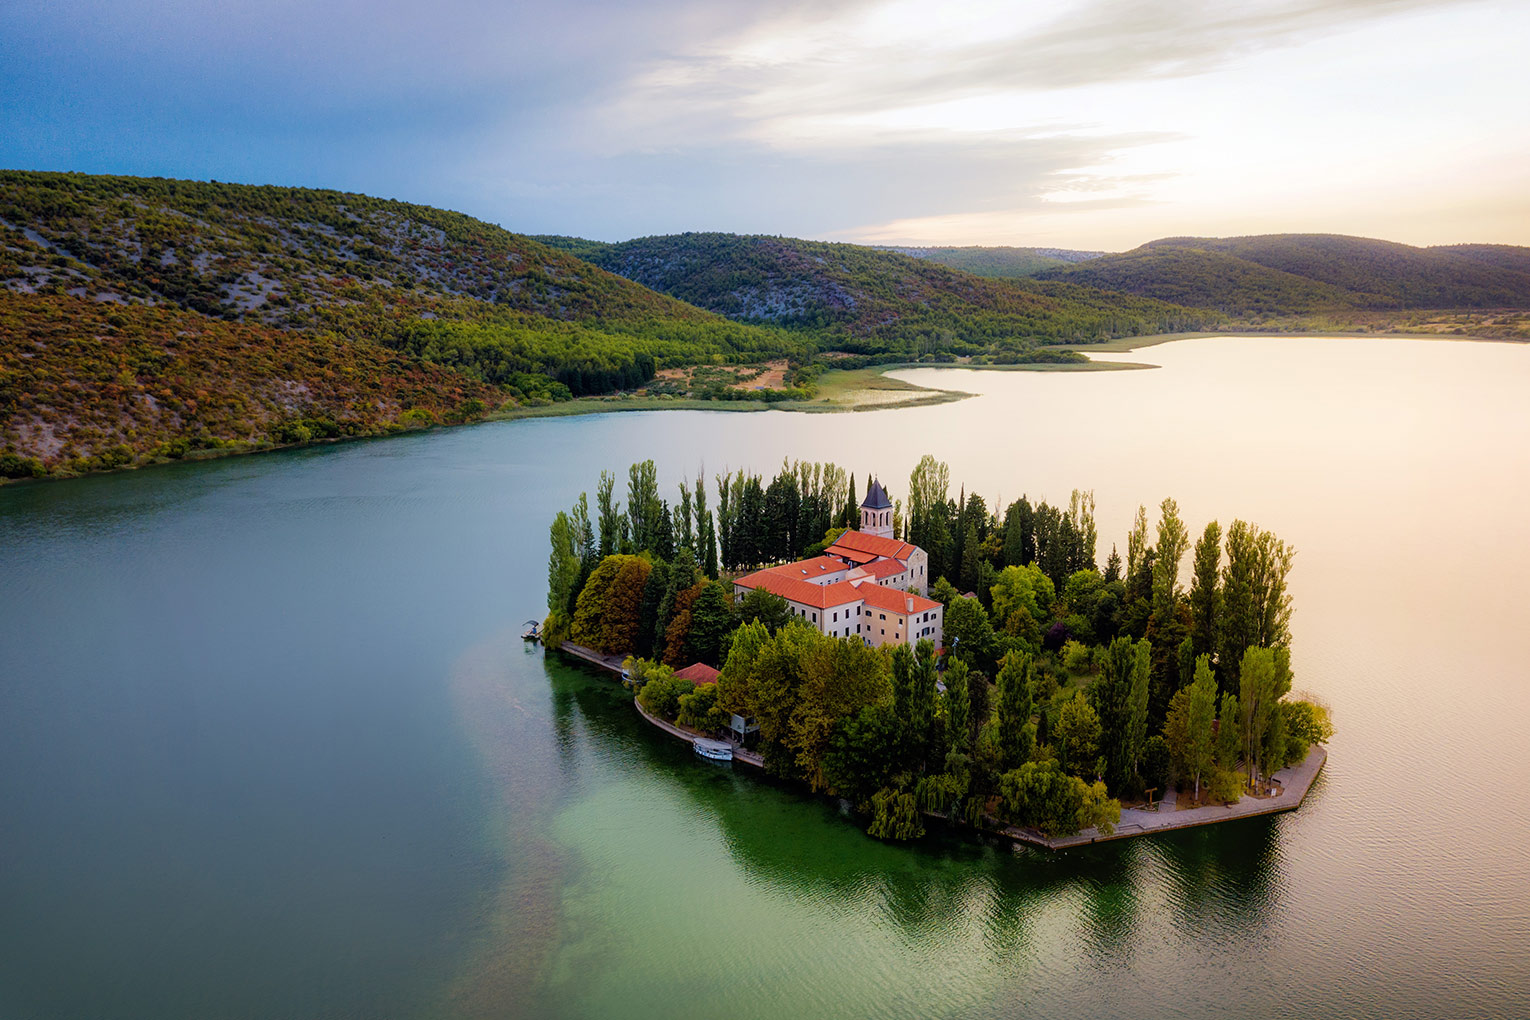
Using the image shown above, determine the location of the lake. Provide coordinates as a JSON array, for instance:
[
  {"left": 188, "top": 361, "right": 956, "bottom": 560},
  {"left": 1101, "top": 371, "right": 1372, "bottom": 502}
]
[{"left": 2, "top": 336, "right": 1528, "bottom": 1020}]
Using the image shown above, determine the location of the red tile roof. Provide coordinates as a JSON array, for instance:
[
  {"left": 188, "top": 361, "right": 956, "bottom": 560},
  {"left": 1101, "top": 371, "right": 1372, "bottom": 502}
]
[
  {"left": 827, "top": 529, "right": 916, "bottom": 562},
  {"left": 759, "top": 556, "right": 849, "bottom": 581},
  {"left": 673, "top": 662, "right": 720, "bottom": 684},
  {"left": 734, "top": 569, "right": 848, "bottom": 608},
  {"left": 854, "top": 559, "right": 906, "bottom": 580},
  {"left": 857, "top": 583, "right": 940, "bottom": 616},
  {"left": 734, "top": 570, "right": 940, "bottom": 617}
]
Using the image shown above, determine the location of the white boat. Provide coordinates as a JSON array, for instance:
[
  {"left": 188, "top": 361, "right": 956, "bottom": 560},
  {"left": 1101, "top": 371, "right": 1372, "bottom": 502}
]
[{"left": 693, "top": 738, "right": 733, "bottom": 762}]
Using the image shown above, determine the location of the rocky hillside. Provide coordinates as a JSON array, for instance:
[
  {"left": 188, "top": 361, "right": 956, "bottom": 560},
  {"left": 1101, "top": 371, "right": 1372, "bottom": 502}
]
[{"left": 536, "top": 232, "right": 1217, "bottom": 354}]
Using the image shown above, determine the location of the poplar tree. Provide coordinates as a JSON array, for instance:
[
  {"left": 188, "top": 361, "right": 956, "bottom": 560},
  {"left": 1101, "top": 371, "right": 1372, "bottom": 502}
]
[
  {"left": 1183, "top": 655, "right": 1218, "bottom": 800},
  {"left": 944, "top": 658, "right": 972, "bottom": 753},
  {"left": 1189, "top": 520, "right": 1221, "bottom": 661},
  {"left": 596, "top": 470, "right": 619, "bottom": 557},
  {"left": 1152, "top": 497, "right": 1189, "bottom": 619},
  {"left": 995, "top": 651, "right": 1035, "bottom": 770},
  {"left": 546, "top": 510, "right": 581, "bottom": 617},
  {"left": 1093, "top": 636, "right": 1151, "bottom": 795}
]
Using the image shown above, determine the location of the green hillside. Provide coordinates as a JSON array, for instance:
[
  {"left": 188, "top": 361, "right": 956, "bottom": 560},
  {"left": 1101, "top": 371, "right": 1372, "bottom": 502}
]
[
  {"left": 880, "top": 245, "right": 1105, "bottom": 279},
  {"left": 1036, "top": 233, "right": 1530, "bottom": 313},
  {"left": 539, "top": 232, "right": 1218, "bottom": 354},
  {"left": 0, "top": 172, "right": 803, "bottom": 476},
  {"left": 1431, "top": 243, "right": 1530, "bottom": 277}
]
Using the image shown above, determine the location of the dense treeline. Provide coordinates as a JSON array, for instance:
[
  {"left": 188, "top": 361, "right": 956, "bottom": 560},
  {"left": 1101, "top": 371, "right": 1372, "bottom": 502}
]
[
  {"left": 545, "top": 456, "right": 1331, "bottom": 844},
  {"left": 543, "top": 458, "right": 859, "bottom": 660},
  {"left": 539, "top": 232, "right": 1222, "bottom": 352}
]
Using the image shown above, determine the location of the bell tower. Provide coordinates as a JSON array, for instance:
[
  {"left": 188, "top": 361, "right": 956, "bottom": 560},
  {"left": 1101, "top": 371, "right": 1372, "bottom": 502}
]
[{"left": 859, "top": 477, "right": 894, "bottom": 539}]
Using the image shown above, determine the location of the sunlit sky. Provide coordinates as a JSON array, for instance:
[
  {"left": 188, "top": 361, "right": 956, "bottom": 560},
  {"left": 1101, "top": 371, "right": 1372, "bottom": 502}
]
[{"left": 2, "top": 0, "right": 1527, "bottom": 250}]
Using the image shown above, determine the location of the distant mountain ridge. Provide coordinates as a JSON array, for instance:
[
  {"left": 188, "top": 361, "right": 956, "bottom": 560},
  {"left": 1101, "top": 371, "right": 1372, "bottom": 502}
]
[
  {"left": 535, "top": 231, "right": 1214, "bottom": 353},
  {"left": 1034, "top": 233, "right": 1530, "bottom": 313},
  {"left": 877, "top": 245, "right": 1107, "bottom": 279}
]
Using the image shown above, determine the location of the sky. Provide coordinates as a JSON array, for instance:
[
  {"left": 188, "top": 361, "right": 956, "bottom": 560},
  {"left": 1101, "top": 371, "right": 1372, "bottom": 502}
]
[{"left": 1, "top": 0, "right": 1527, "bottom": 250}]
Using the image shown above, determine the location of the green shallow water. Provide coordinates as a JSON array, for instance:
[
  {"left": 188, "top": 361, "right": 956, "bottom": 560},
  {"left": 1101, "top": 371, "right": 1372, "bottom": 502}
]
[{"left": 2, "top": 336, "right": 1528, "bottom": 1019}]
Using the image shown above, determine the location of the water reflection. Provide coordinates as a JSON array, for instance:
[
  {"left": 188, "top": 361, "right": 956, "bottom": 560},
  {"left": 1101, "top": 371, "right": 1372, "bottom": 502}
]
[{"left": 542, "top": 651, "right": 1291, "bottom": 971}]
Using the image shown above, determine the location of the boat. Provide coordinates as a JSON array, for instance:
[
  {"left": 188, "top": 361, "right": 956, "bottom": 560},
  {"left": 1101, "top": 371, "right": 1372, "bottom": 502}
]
[
  {"left": 693, "top": 737, "right": 734, "bottom": 762},
  {"left": 521, "top": 619, "right": 542, "bottom": 641}
]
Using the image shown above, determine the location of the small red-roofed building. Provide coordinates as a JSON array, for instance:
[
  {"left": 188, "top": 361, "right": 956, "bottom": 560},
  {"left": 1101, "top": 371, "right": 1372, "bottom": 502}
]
[{"left": 673, "top": 662, "right": 720, "bottom": 685}]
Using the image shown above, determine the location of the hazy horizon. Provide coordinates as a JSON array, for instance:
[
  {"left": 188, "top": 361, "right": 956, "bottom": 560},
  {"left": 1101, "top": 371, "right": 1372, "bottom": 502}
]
[{"left": 3, "top": 1, "right": 1527, "bottom": 251}]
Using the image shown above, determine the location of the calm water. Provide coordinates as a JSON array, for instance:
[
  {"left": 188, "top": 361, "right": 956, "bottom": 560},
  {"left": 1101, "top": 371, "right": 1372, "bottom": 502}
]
[{"left": 2, "top": 336, "right": 1528, "bottom": 1020}]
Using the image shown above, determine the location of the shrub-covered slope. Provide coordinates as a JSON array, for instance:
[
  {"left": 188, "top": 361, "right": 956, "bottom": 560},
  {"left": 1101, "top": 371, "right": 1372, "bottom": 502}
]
[
  {"left": 881, "top": 245, "right": 1106, "bottom": 279},
  {"left": 538, "top": 232, "right": 1218, "bottom": 352},
  {"left": 0, "top": 294, "right": 504, "bottom": 477},
  {"left": 0, "top": 173, "right": 803, "bottom": 475},
  {"left": 1035, "top": 234, "right": 1530, "bottom": 313}
]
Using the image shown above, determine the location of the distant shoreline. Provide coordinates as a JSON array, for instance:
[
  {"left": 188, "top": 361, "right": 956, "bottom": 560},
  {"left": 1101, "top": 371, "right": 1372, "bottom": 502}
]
[{"left": 6, "top": 329, "right": 1521, "bottom": 486}]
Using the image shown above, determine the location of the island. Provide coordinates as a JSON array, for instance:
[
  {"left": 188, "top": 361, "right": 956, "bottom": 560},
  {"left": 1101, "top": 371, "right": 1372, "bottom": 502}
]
[{"left": 543, "top": 455, "right": 1332, "bottom": 847}]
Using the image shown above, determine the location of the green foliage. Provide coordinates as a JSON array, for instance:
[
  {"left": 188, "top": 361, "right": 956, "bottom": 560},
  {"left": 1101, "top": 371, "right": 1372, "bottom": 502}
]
[
  {"left": 0, "top": 295, "right": 505, "bottom": 476},
  {"left": 1206, "top": 767, "right": 1245, "bottom": 805},
  {"left": 677, "top": 683, "right": 728, "bottom": 732},
  {"left": 1237, "top": 645, "right": 1293, "bottom": 788},
  {"left": 0, "top": 172, "right": 812, "bottom": 474},
  {"left": 638, "top": 673, "right": 696, "bottom": 720},
  {"left": 1282, "top": 698, "right": 1335, "bottom": 757},
  {"left": 571, "top": 554, "right": 652, "bottom": 653},
  {"left": 621, "top": 656, "right": 674, "bottom": 691},
  {"left": 578, "top": 232, "right": 1219, "bottom": 352},
  {"left": 717, "top": 619, "right": 892, "bottom": 790},
  {"left": 1037, "top": 233, "right": 1530, "bottom": 314},
  {"left": 1053, "top": 692, "right": 1102, "bottom": 779},
  {"left": 943, "top": 658, "right": 972, "bottom": 753},
  {"left": 990, "top": 564, "right": 1056, "bottom": 637},
  {"left": 1061, "top": 639, "right": 1093, "bottom": 675},
  {"left": 944, "top": 595, "right": 996, "bottom": 672},
  {"left": 1164, "top": 655, "right": 1219, "bottom": 799},
  {"left": 547, "top": 511, "right": 582, "bottom": 617},
  {"left": 999, "top": 760, "right": 1119, "bottom": 837},
  {"left": 737, "top": 587, "right": 792, "bottom": 632},
  {"left": 1140, "top": 735, "right": 1172, "bottom": 793},
  {"left": 822, "top": 702, "right": 903, "bottom": 804},
  {"left": 884, "top": 245, "right": 1093, "bottom": 279},
  {"left": 1216, "top": 692, "right": 1242, "bottom": 770},
  {"left": 994, "top": 652, "right": 1036, "bottom": 771},
  {"left": 867, "top": 787, "right": 925, "bottom": 841},
  {"left": 1092, "top": 636, "right": 1151, "bottom": 795}
]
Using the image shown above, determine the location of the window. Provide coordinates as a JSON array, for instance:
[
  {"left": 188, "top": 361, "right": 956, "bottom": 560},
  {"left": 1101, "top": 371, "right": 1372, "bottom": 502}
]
[
  {"left": 833, "top": 611, "right": 838, "bottom": 622},
  {"left": 812, "top": 612, "right": 817, "bottom": 623},
  {"left": 879, "top": 613, "right": 886, "bottom": 620}
]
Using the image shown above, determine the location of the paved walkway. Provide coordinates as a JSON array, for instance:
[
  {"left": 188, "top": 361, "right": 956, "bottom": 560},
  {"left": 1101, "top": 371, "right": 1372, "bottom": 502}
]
[
  {"left": 1003, "top": 745, "right": 1328, "bottom": 850},
  {"left": 631, "top": 697, "right": 765, "bottom": 768},
  {"left": 557, "top": 641, "right": 629, "bottom": 675}
]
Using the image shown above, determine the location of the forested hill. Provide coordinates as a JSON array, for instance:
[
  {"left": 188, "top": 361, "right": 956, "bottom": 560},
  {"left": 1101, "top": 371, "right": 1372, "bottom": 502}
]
[
  {"left": 1033, "top": 234, "right": 1530, "bottom": 314},
  {"left": 0, "top": 171, "right": 798, "bottom": 477},
  {"left": 879, "top": 245, "right": 1107, "bottom": 279},
  {"left": 534, "top": 232, "right": 1217, "bottom": 353}
]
